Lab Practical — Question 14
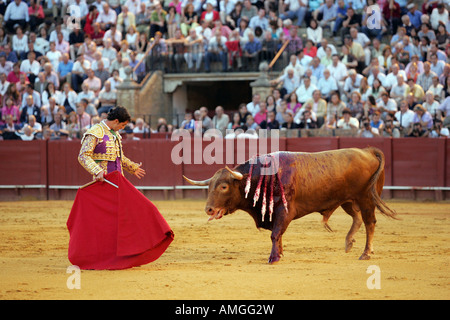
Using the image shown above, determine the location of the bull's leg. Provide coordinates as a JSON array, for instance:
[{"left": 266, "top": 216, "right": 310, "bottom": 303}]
[
  {"left": 358, "top": 201, "right": 377, "bottom": 260},
  {"left": 320, "top": 206, "right": 339, "bottom": 232},
  {"left": 268, "top": 208, "right": 291, "bottom": 264},
  {"left": 341, "top": 202, "right": 363, "bottom": 253}
]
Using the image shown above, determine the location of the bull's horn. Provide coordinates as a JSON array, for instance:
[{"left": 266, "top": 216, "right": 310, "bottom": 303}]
[
  {"left": 183, "top": 175, "right": 212, "bottom": 186},
  {"left": 225, "top": 166, "right": 244, "bottom": 180}
]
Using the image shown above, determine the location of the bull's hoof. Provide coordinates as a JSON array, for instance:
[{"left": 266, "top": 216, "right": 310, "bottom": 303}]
[
  {"left": 345, "top": 238, "right": 356, "bottom": 253},
  {"left": 359, "top": 253, "right": 371, "bottom": 260},
  {"left": 268, "top": 255, "right": 281, "bottom": 264}
]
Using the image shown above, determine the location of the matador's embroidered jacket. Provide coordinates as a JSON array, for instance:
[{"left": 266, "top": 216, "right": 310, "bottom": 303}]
[{"left": 78, "top": 121, "right": 139, "bottom": 176}]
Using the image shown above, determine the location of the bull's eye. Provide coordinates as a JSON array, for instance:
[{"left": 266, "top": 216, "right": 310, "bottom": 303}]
[{"left": 220, "top": 184, "right": 228, "bottom": 191}]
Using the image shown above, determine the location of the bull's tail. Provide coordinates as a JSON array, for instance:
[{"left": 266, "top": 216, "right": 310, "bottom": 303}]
[{"left": 368, "top": 148, "right": 398, "bottom": 220}]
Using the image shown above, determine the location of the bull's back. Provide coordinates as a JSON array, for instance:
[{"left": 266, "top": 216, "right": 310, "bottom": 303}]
[{"left": 275, "top": 148, "right": 381, "bottom": 211}]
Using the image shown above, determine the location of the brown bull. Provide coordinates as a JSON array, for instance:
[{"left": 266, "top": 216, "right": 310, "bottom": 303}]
[{"left": 184, "top": 147, "right": 397, "bottom": 263}]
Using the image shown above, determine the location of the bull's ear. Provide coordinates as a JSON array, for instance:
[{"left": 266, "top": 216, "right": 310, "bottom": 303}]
[
  {"left": 183, "top": 175, "right": 212, "bottom": 186},
  {"left": 225, "top": 166, "right": 244, "bottom": 180}
]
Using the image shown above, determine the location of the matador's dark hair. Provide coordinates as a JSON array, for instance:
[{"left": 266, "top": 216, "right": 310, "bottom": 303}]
[{"left": 107, "top": 106, "right": 131, "bottom": 123}]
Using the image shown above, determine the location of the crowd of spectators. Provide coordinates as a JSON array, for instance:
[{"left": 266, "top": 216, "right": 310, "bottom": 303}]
[{"left": 0, "top": 0, "right": 450, "bottom": 141}]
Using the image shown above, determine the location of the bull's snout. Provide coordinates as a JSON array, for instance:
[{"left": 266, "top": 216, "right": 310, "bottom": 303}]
[
  {"left": 204, "top": 206, "right": 225, "bottom": 221},
  {"left": 205, "top": 206, "right": 215, "bottom": 215}
]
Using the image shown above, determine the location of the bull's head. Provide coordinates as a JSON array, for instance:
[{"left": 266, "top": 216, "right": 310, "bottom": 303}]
[{"left": 183, "top": 166, "right": 244, "bottom": 221}]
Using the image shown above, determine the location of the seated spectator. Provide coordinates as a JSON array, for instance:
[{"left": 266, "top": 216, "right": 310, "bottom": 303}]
[
  {"left": 17, "top": 125, "right": 35, "bottom": 141},
  {"left": 395, "top": 100, "right": 415, "bottom": 132},
  {"left": 295, "top": 76, "right": 317, "bottom": 104},
  {"left": 20, "top": 95, "right": 41, "bottom": 124},
  {"left": 133, "top": 118, "right": 150, "bottom": 134},
  {"left": 184, "top": 28, "right": 204, "bottom": 72},
  {"left": 1, "top": 114, "right": 22, "bottom": 138},
  {"left": 346, "top": 91, "right": 365, "bottom": 121},
  {"left": 212, "top": 105, "right": 230, "bottom": 132},
  {"left": 412, "top": 104, "right": 433, "bottom": 130},
  {"left": 27, "top": 114, "right": 42, "bottom": 133},
  {"left": 7, "top": 62, "right": 27, "bottom": 84},
  {"left": 245, "top": 114, "right": 258, "bottom": 130},
  {"left": 21, "top": 83, "right": 41, "bottom": 110},
  {"left": 3, "top": 0, "right": 29, "bottom": 33},
  {"left": 405, "top": 78, "right": 425, "bottom": 103},
  {"left": 97, "top": 3, "right": 117, "bottom": 31},
  {"left": 407, "top": 122, "right": 429, "bottom": 137},
  {"left": 71, "top": 53, "right": 91, "bottom": 92},
  {"left": 422, "top": 91, "right": 440, "bottom": 118},
  {"left": 41, "top": 82, "right": 61, "bottom": 107},
  {"left": 327, "top": 91, "right": 346, "bottom": 121},
  {"left": 377, "top": 92, "right": 398, "bottom": 118},
  {"left": 201, "top": 3, "right": 220, "bottom": 24},
  {"left": 49, "top": 112, "right": 67, "bottom": 133},
  {"left": 1, "top": 96, "right": 20, "bottom": 125},
  {"left": 358, "top": 117, "right": 380, "bottom": 138},
  {"left": 227, "top": 112, "right": 242, "bottom": 130},
  {"left": 55, "top": 32, "right": 70, "bottom": 57},
  {"left": 279, "top": 0, "right": 307, "bottom": 28},
  {"left": 43, "top": 62, "right": 60, "bottom": 90},
  {"left": 149, "top": 2, "right": 167, "bottom": 38},
  {"left": 97, "top": 80, "right": 117, "bottom": 115},
  {"left": 82, "top": 68, "right": 102, "bottom": 96},
  {"left": 12, "top": 26, "right": 28, "bottom": 58},
  {"left": 253, "top": 101, "right": 268, "bottom": 125},
  {"left": 259, "top": 110, "right": 280, "bottom": 130},
  {"left": 57, "top": 53, "right": 74, "bottom": 87},
  {"left": 271, "top": 66, "right": 300, "bottom": 97},
  {"left": 337, "top": 108, "right": 359, "bottom": 130},
  {"left": 57, "top": 83, "right": 78, "bottom": 114},
  {"left": 76, "top": 100, "right": 92, "bottom": 131},
  {"left": 205, "top": 30, "right": 228, "bottom": 72},
  {"left": 20, "top": 52, "right": 40, "bottom": 85},
  {"left": 242, "top": 31, "right": 261, "bottom": 71},
  {"left": 370, "top": 111, "right": 384, "bottom": 131},
  {"left": 381, "top": 119, "right": 401, "bottom": 138},
  {"left": 281, "top": 110, "right": 300, "bottom": 129},
  {"left": 429, "top": 119, "right": 449, "bottom": 138}
]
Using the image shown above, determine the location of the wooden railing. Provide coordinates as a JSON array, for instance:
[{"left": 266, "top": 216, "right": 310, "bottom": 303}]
[{"left": 268, "top": 39, "right": 290, "bottom": 69}]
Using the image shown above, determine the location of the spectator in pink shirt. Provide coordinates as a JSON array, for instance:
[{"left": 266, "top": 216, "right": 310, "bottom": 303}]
[
  {"left": 55, "top": 32, "right": 70, "bottom": 55},
  {"left": 253, "top": 101, "right": 268, "bottom": 125}
]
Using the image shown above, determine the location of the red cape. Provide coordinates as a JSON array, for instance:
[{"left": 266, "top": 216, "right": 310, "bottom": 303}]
[{"left": 67, "top": 171, "right": 174, "bottom": 270}]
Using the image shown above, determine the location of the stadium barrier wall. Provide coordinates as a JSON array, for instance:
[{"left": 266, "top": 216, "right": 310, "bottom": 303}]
[{"left": 0, "top": 137, "right": 448, "bottom": 201}]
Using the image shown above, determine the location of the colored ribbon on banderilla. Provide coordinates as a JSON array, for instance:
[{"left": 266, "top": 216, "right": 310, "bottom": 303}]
[{"left": 245, "top": 155, "right": 288, "bottom": 222}]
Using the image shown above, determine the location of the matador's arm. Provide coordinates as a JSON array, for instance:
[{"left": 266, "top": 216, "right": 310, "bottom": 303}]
[
  {"left": 121, "top": 154, "right": 140, "bottom": 175},
  {"left": 78, "top": 134, "right": 104, "bottom": 176}
]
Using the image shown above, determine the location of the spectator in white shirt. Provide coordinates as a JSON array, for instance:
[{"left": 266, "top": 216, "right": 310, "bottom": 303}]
[
  {"left": 317, "top": 68, "right": 338, "bottom": 100},
  {"left": 103, "top": 24, "right": 122, "bottom": 50},
  {"left": 395, "top": 100, "right": 415, "bottom": 131},
  {"left": 337, "top": 108, "right": 359, "bottom": 130},
  {"left": 97, "top": 3, "right": 117, "bottom": 30},
  {"left": 328, "top": 54, "right": 348, "bottom": 88},
  {"left": 377, "top": 92, "right": 398, "bottom": 118},
  {"left": 383, "top": 63, "right": 407, "bottom": 91},
  {"left": 3, "top": 0, "right": 29, "bottom": 33},
  {"left": 296, "top": 76, "right": 317, "bottom": 104},
  {"left": 430, "top": 4, "right": 448, "bottom": 31},
  {"left": 246, "top": 93, "right": 261, "bottom": 116},
  {"left": 20, "top": 52, "right": 40, "bottom": 84},
  {"left": 11, "top": 26, "right": 28, "bottom": 57}
]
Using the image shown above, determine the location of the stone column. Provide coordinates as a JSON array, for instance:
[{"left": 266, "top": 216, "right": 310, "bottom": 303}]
[
  {"left": 116, "top": 66, "right": 140, "bottom": 118},
  {"left": 249, "top": 62, "right": 273, "bottom": 102}
]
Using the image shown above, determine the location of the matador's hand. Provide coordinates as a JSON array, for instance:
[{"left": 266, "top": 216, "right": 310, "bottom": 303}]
[
  {"left": 95, "top": 171, "right": 105, "bottom": 182},
  {"left": 134, "top": 163, "right": 146, "bottom": 179}
]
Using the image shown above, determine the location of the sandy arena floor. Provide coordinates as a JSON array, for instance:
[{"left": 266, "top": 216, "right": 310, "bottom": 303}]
[{"left": 0, "top": 199, "right": 449, "bottom": 300}]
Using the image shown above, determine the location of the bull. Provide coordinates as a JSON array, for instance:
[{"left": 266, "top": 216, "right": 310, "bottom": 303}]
[{"left": 183, "top": 147, "right": 397, "bottom": 264}]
